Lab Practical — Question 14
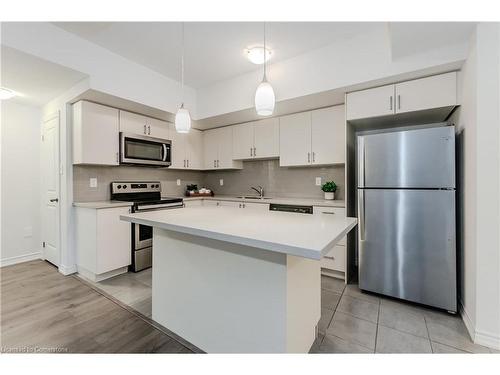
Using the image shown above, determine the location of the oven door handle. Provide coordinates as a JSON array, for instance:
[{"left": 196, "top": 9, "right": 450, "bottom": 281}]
[{"left": 134, "top": 202, "right": 183, "bottom": 211}]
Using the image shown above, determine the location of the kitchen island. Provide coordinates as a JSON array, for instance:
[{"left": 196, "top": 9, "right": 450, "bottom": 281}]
[{"left": 121, "top": 206, "right": 357, "bottom": 353}]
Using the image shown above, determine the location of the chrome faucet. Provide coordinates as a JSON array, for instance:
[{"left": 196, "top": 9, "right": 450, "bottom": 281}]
[{"left": 251, "top": 185, "right": 264, "bottom": 198}]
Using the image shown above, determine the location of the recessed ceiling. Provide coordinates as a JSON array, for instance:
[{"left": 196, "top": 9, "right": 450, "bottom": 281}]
[
  {"left": 52, "top": 22, "right": 382, "bottom": 89},
  {"left": 1, "top": 46, "right": 88, "bottom": 106}
]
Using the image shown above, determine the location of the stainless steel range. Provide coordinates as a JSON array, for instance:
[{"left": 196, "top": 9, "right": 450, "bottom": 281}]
[{"left": 111, "top": 181, "right": 183, "bottom": 272}]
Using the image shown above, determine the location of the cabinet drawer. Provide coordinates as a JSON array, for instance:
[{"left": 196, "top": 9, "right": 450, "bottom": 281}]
[
  {"left": 313, "top": 206, "right": 345, "bottom": 216},
  {"left": 321, "top": 245, "right": 345, "bottom": 272}
]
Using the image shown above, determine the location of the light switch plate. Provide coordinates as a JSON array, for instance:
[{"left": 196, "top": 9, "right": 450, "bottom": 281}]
[
  {"left": 89, "top": 178, "right": 97, "bottom": 188},
  {"left": 219, "top": 179, "right": 224, "bottom": 186},
  {"left": 315, "top": 177, "right": 322, "bottom": 186},
  {"left": 176, "top": 179, "right": 181, "bottom": 186}
]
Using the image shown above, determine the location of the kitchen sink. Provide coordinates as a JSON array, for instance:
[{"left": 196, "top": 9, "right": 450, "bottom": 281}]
[{"left": 236, "top": 196, "right": 273, "bottom": 200}]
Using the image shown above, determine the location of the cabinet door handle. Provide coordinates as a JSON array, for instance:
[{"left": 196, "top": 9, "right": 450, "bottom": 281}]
[
  {"left": 116, "top": 152, "right": 119, "bottom": 163},
  {"left": 308, "top": 152, "right": 311, "bottom": 163},
  {"left": 239, "top": 203, "right": 242, "bottom": 208},
  {"left": 242, "top": 203, "right": 245, "bottom": 208},
  {"left": 324, "top": 255, "right": 335, "bottom": 260},
  {"left": 253, "top": 147, "right": 256, "bottom": 157},
  {"left": 214, "top": 160, "right": 216, "bottom": 168},
  {"left": 49, "top": 198, "right": 59, "bottom": 203},
  {"left": 144, "top": 125, "right": 147, "bottom": 134},
  {"left": 217, "top": 160, "right": 220, "bottom": 168},
  {"left": 187, "top": 159, "right": 189, "bottom": 168},
  {"left": 184, "top": 159, "right": 186, "bottom": 168},
  {"left": 313, "top": 152, "right": 315, "bottom": 163},
  {"left": 148, "top": 125, "right": 151, "bottom": 135},
  {"left": 397, "top": 94, "right": 401, "bottom": 110},
  {"left": 390, "top": 96, "right": 393, "bottom": 110}
]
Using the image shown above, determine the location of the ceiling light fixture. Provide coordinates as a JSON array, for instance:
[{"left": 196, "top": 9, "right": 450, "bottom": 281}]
[
  {"left": 175, "top": 22, "right": 191, "bottom": 133},
  {"left": 246, "top": 47, "right": 272, "bottom": 65},
  {"left": 254, "top": 23, "right": 275, "bottom": 117},
  {"left": 0, "top": 87, "right": 16, "bottom": 100}
]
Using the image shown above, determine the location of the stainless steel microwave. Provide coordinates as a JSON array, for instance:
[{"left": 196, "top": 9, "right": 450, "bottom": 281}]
[{"left": 119, "top": 132, "right": 171, "bottom": 167}]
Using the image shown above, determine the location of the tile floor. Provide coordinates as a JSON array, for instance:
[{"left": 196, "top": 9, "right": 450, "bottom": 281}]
[
  {"left": 311, "top": 276, "right": 497, "bottom": 353},
  {"left": 78, "top": 269, "right": 153, "bottom": 318},
  {"left": 82, "top": 271, "right": 498, "bottom": 354}
]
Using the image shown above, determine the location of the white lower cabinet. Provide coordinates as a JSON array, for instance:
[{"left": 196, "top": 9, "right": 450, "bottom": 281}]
[
  {"left": 75, "top": 206, "right": 131, "bottom": 282},
  {"left": 184, "top": 200, "right": 203, "bottom": 207},
  {"left": 202, "top": 200, "right": 269, "bottom": 210},
  {"left": 313, "top": 206, "right": 347, "bottom": 278}
]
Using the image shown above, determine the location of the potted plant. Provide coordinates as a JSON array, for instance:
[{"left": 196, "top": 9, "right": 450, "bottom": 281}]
[{"left": 321, "top": 181, "right": 337, "bottom": 200}]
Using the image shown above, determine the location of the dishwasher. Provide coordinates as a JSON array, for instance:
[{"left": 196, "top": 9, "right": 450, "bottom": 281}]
[{"left": 269, "top": 203, "right": 313, "bottom": 214}]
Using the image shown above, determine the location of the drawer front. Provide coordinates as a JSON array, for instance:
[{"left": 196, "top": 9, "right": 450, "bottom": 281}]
[
  {"left": 321, "top": 245, "right": 345, "bottom": 272},
  {"left": 313, "top": 206, "right": 345, "bottom": 216}
]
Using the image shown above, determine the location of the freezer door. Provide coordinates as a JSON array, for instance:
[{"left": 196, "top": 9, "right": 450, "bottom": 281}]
[
  {"left": 358, "top": 189, "right": 456, "bottom": 311},
  {"left": 358, "top": 126, "right": 455, "bottom": 188}
]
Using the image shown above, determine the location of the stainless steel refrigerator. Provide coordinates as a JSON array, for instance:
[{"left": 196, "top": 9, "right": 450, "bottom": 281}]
[{"left": 357, "top": 124, "right": 457, "bottom": 312}]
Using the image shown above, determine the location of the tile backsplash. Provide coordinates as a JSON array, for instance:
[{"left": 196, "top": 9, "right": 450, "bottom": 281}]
[
  {"left": 203, "top": 160, "right": 345, "bottom": 200},
  {"left": 73, "top": 165, "right": 203, "bottom": 201},
  {"left": 73, "top": 160, "right": 345, "bottom": 202}
]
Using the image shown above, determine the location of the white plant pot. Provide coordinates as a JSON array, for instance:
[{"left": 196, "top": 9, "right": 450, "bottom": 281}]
[{"left": 324, "top": 192, "right": 335, "bottom": 200}]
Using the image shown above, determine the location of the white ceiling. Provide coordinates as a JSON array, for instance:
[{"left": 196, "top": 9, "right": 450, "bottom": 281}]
[
  {"left": 1, "top": 46, "right": 88, "bottom": 106},
  {"left": 52, "top": 22, "right": 382, "bottom": 89}
]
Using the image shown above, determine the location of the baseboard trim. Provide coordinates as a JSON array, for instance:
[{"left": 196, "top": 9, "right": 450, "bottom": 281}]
[
  {"left": 0, "top": 252, "right": 42, "bottom": 267},
  {"left": 459, "top": 301, "right": 475, "bottom": 341},
  {"left": 460, "top": 300, "right": 500, "bottom": 350},
  {"left": 58, "top": 264, "right": 77, "bottom": 275}
]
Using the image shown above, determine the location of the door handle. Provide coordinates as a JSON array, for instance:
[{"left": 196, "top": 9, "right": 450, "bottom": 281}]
[
  {"left": 214, "top": 160, "right": 216, "bottom": 168},
  {"left": 397, "top": 94, "right": 401, "bottom": 110},
  {"left": 390, "top": 95, "right": 393, "bottom": 110},
  {"left": 187, "top": 159, "right": 189, "bottom": 168},
  {"left": 217, "top": 160, "right": 220, "bottom": 168},
  {"left": 148, "top": 125, "right": 151, "bottom": 135},
  {"left": 313, "top": 152, "right": 315, "bottom": 163},
  {"left": 184, "top": 159, "right": 186, "bottom": 168},
  {"left": 358, "top": 189, "right": 365, "bottom": 241},
  {"left": 144, "top": 125, "right": 147, "bottom": 134},
  {"left": 50, "top": 198, "right": 59, "bottom": 203},
  {"left": 250, "top": 147, "right": 252, "bottom": 157},
  {"left": 308, "top": 152, "right": 311, "bottom": 163}
]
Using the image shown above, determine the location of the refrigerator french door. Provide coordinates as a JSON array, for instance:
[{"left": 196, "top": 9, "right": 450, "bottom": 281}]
[{"left": 357, "top": 125, "right": 457, "bottom": 312}]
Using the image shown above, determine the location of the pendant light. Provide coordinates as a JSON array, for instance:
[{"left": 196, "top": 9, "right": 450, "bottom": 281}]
[
  {"left": 175, "top": 22, "right": 191, "bottom": 133},
  {"left": 254, "top": 22, "right": 275, "bottom": 116}
]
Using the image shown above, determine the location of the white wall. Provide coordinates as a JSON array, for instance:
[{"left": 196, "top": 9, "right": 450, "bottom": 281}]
[
  {"left": 454, "top": 23, "right": 500, "bottom": 350},
  {"left": 0, "top": 101, "right": 41, "bottom": 266},
  {"left": 197, "top": 26, "right": 468, "bottom": 118}
]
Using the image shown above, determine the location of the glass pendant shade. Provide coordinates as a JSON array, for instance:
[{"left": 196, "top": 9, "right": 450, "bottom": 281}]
[
  {"left": 254, "top": 79, "right": 275, "bottom": 116},
  {"left": 175, "top": 105, "right": 191, "bottom": 133}
]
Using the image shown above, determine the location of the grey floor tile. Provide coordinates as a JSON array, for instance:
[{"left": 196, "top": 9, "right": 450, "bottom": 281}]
[
  {"left": 337, "top": 295, "right": 379, "bottom": 323},
  {"left": 431, "top": 341, "right": 468, "bottom": 353},
  {"left": 327, "top": 311, "right": 377, "bottom": 350},
  {"left": 380, "top": 297, "right": 429, "bottom": 317},
  {"left": 379, "top": 303, "right": 428, "bottom": 338},
  {"left": 318, "top": 308, "right": 334, "bottom": 334},
  {"left": 344, "top": 284, "right": 380, "bottom": 305},
  {"left": 130, "top": 296, "right": 152, "bottom": 318},
  {"left": 131, "top": 268, "right": 152, "bottom": 287},
  {"left": 319, "top": 334, "right": 373, "bottom": 353},
  {"left": 425, "top": 313, "right": 490, "bottom": 353},
  {"left": 321, "top": 290, "right": 341, "bottom": 310},
  {"left": 376, "top": 326, "right": 432, "bottom": 353},
  {"left": 321, "top": 276, "right": 345, "bottom": 294},
  {"left": 95, "top": 273, "right": 152, "bottom": 306},
  {"left": 309, "top": 333, "right": 324, "bottom": 354}
]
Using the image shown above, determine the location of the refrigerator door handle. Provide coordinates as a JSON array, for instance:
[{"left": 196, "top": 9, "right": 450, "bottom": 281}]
[
  {"left": 358, "top": 137, "right": 366, "bottom": 187},
  {"left": 358, "top": 189, "right": 365, "bottom": 241}
]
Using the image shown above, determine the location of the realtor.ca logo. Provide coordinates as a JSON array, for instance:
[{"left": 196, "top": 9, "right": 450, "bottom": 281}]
[{"left": 1, "top": 346, "right": 69, "bottom": 353}]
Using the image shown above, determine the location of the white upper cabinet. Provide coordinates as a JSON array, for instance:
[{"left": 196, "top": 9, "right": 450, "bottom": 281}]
[
  {"left": 394, "top": 72, "right": 457, "bottom": 114},
  {"left": 279, "top": 112, "right": 312, "bottom": 167},
  {"left": 204, "top": 127, "right": 243, "bottom": 170},
  {"left": 346, "top": 84, "right": 395, "bottom": 120},
  {"left": 169, "top": 124, "right": 203, "bottom": 170},
  {"left": 253, "top": 118, "right": 279, "bottom": 159},
  {"left": 73, "top": 101, "right": 120, "bottom": 166},
  {"left": 346, "top": 72, "right": 457, "bottom": 121},
  {"left": 311, "top": 105, "right": 345, "bottom": 165},
  {"left": 280, "top": 106, "right": 345, "bottom": 167},
  {"left": 232, "top": 122, "right": 255, "bottom": 160},
  {"left": 119, "top": 110, "right": 169, "bottom": 139},
  {"left": 232, "top": 118, "right": 279, "bottom": 160}
]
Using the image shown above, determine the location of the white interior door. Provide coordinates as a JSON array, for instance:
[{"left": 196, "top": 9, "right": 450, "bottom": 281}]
[{"left": 41, "top": 112, "right": 60, "bottom": 266}]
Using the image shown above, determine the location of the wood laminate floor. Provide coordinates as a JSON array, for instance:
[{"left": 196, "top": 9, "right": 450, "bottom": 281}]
[{"left": 0, "top": 260, "right": 194, "bottom": 353}]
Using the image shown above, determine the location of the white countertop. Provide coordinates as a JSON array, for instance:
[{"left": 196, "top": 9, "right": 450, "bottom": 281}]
[
  {"left": 73, "top": 195, "right": 345, "bottom": 209},
  {"left": 120, "top": 206, "right": 357, "bottom": 260}
]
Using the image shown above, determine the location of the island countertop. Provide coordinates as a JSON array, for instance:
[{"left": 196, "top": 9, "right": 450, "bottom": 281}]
[{"left": 120, "top": 206, "right": 357, "bottom": 260}]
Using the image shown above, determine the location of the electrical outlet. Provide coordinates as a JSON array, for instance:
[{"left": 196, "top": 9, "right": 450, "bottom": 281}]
[
  {"left": 176, "top": 179, "right": 181, "bottom": 186},
  {"left": 89, "top": 178, "right": 97, "bottom": 188},
  {"left": 315, "top": 177, "right": 322, "bottom": 186},
  {"left": 219, "top": 179, "right": 224, "bottom": 186}
]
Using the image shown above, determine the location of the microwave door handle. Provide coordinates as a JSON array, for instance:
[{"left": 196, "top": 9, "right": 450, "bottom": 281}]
[{"left": 162, "top": 144, "right": 168, "bottom": 162}]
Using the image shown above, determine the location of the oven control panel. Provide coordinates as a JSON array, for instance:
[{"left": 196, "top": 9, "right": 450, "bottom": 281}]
[{"left": 111, "top": 181, "right": 161, "bottom": 194}]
